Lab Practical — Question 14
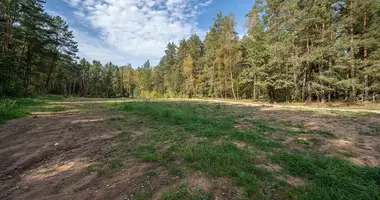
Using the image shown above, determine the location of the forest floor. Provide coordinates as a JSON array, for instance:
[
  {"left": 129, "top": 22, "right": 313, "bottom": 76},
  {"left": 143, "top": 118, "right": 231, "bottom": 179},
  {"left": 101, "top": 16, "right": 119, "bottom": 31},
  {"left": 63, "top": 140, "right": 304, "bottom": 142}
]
[{"left": 1, "top": 98, "right": 380, "bottom": 199}]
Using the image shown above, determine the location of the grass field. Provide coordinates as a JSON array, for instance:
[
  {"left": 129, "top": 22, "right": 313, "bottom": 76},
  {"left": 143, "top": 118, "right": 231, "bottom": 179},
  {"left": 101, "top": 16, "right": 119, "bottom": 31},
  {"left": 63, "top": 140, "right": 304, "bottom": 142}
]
[
  {"left": 1, "top": 98, "right": 380, "bottom": 199},
  {"left": 107, "top": 101, "right": 380, "bottom": 199}
]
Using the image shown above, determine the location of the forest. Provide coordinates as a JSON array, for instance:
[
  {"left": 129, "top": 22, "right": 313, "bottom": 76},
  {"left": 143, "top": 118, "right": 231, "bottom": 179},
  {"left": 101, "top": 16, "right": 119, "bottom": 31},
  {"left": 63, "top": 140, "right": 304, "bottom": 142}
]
[{"left": 1, "top": 0, "right": 380, "bottom": 103}]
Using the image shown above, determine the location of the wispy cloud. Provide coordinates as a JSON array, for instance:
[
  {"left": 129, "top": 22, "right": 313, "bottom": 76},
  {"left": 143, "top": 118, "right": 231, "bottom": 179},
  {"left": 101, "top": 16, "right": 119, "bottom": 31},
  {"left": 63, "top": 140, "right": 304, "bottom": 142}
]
[{"left": 62, "top": 0, "right": 213, "bottom": 66}]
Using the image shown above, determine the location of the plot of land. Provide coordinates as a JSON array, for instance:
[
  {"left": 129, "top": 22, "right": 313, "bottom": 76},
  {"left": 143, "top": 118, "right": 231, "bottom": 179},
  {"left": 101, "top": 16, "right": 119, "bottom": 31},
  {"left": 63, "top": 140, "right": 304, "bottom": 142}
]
[{"left": 1, "top": 98, "right": 380, "bottom": 200}]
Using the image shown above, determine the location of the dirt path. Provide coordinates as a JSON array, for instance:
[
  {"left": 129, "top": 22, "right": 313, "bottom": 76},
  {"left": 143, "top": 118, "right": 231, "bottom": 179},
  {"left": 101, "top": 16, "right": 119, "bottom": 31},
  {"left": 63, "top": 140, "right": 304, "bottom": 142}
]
[{"left": 0, "top": 100, "right": 180, "bottom": 200}]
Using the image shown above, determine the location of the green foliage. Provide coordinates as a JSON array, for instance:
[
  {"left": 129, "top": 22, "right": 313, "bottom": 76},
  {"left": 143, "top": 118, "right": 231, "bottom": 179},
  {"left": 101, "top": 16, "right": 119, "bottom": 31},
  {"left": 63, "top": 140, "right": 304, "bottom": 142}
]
[{"left": 2, "top": 0, "right": 380, "bottom": 102}]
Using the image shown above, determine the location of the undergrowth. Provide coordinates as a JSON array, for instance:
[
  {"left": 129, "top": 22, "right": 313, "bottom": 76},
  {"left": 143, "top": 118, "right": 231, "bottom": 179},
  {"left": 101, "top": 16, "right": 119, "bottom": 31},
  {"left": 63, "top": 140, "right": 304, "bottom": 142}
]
[{"left": 0, "top": 95, "right": 63, "bottom": 124}]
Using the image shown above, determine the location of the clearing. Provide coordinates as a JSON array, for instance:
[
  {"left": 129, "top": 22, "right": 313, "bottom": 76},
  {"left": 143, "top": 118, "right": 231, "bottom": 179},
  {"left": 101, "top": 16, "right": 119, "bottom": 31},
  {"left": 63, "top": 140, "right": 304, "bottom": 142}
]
[{"left": 1, "top": 98, "right": 380, "bottom": 200}]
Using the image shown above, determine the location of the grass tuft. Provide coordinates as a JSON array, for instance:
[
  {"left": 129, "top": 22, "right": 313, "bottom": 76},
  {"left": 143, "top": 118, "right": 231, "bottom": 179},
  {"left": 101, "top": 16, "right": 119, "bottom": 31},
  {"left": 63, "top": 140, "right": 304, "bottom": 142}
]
[
  {"left": 109, "top": 157, "right": 124, "bottom": 171},
  {"left": 87, "top": 165, "right": 105, "bottom": 174},
  {"left": 162, "top": 182, "right": 212, "bottom": 200},
  {"left": 271, "top": 151, "right": 380, "bottom": 199}
]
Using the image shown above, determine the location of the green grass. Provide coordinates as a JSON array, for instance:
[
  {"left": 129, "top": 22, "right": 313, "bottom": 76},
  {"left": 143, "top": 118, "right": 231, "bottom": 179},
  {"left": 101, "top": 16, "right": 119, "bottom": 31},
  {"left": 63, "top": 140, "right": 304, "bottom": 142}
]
[
  {"left": 0, "top": 95, "right": 63, "bottom": 124},
  {"left": 271, "top": 151, "right": 380, "bottom": 199},
  {"left": 360, "top": 126, "right": 380, "bottom": 136},
  {"left": 87, "top": 165, "right": 105, "bottom": 174},
  {"left": 296, "top": 138, "right": 311, "bottom": 146},
  {"left": 108, "top": 101, "right": 380, "bottom": 199},
  {"left": 162, "top": 182, "right": 212, "bottom": 200},
  {"left": 169, "top": 166, "right": 185, "bottom": 178},
  {"left": 30, "top": 105, "right": 68, "bottom": 112},
  {"left": 113, "top": 102, "right": 283, "bottom": 150},
  {"left": 183, "top": 142, "right": 274, "bottom": 197},
  {"left": 109, "top": 157, "right": 124, "bottom": 171},
  {"left": 148, "top": 169, "right": 160, "bottom": 176}
]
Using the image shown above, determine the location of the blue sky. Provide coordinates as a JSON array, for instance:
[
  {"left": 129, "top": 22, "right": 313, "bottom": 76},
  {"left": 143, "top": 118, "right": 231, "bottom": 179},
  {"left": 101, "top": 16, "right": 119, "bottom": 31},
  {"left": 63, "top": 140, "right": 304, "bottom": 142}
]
[{"left": 45, "top": 0, "right": 254, "bottom": 67}]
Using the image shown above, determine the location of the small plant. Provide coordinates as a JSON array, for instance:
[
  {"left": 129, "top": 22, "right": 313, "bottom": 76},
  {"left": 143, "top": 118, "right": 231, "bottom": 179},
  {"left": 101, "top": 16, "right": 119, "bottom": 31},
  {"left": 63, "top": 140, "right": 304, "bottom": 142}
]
[
  {"left": 87, "top": 165, "right": 105, "bottom": 174},
  {"left": 169, "top": 166, "right": 185, "bottom": 178},
  {"left": 148, "top": 169, "right": 160, "bottom": 176},
  {"left": 109, "top": 158, "right": 123, "bottom": 171},
  {"left": 360, "top": 126, "right": 380, "bottom": 136},
  {"left": 336, "top": 150, "right": 359, "bottom": 158},
  {"left": 308, "top": 129, "right": 337, "bottom": 138},
  {"left": 162, "top": 182, "right": 213, "bottom": 200},
  {"left": 296, "top": 138, "right": 311, "bottom": 146},
  {"left": 135, "top": 193, "right": 144, "bottom": 200},
  {"left": 109, "top": 117, "right": 124, "bottom": 121}
]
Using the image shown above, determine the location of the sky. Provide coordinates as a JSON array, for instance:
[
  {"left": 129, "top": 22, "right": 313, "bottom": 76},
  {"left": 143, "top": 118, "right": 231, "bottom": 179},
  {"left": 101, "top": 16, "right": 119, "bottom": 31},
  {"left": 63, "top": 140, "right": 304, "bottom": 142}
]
[{"left": 45, "top": 0, "right": 254, "bottom": 67}]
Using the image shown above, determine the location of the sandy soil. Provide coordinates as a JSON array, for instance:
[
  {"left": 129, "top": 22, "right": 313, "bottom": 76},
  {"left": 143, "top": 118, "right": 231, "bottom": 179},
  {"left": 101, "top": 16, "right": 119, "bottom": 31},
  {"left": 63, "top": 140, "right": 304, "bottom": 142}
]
[
  {"left": 251, "top": 107, "right": 380, "bottom": 167},
  {"left": 0, "top": 101, "right": 170, "bottom": 200}
]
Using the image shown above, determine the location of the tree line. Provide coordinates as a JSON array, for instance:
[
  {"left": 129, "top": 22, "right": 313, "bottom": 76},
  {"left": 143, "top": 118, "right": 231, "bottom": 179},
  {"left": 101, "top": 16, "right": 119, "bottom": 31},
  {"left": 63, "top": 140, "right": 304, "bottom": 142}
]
[
  {"left": 0, "top": 0, "right": 78, "bottom": 96},
  {"left": 1, "top": 0, "right": 380, "bottom": 102}
]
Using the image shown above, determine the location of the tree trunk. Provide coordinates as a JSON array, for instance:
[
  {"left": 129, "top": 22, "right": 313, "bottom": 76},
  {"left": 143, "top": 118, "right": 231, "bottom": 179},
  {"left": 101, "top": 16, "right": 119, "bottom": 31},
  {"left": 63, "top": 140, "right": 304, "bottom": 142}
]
[
  {"left": 373, "top": 91, "right": 376, "bottom": 103},
  {"left": 3, "top": 9, "right": 16, "bottom": 51},
  {"left": 230, "top": 70, "right": 236, "bottom": 99},
  {"left": 364, "top": 11, "right": 368, "bottom": 101},
  {"left": 23, "top": 43, "right": 32, "bottom": 93},
  {"left": 306, "top": 35, "right": 312, "bottom": 102},
  {"left": 350, "top": 0, "right": 356, "bottom": 102},
  {"left": 320, "top": 23, "right": 326, "bottom": 103},
  {"left": 73, "top": 80, "right": 76, "bottom": 94},
  {"left": 45, "top": 53, "right": 58, "bottom": 90},
  {"left": 253, "top": 75, "right": 257, "bottom": 100},
  {"left": 302, "top": 68, "right": 306, "bottom": 102},
  {"left": 307, "top": 71, "right": 312, "bottom": 102}
]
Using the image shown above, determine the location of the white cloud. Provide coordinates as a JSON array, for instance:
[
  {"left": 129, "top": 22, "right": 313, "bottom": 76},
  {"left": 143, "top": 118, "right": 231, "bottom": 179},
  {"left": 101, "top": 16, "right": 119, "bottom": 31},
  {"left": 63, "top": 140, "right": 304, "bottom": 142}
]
[
  {"left": 45, "top": 9, "right": 69, "bottom": 22},
  {"left": 63, "top": 0, "right": 212, "bottom": 66},
  {"left": 72, "top": 29, "right": 149, "bottom": 66}
]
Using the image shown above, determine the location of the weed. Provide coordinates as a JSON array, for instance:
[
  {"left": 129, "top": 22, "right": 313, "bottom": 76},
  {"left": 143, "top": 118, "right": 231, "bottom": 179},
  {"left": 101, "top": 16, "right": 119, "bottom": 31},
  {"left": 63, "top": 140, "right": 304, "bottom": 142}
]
[
  {"left": 135, "top": 193, "right": 144, "bottom": 200},
  {"left": 87, "top": 165, "right": 105, "bottom": 174},
  {"left": 30, "top": 106, "right": 68, "bottom": 112},
  {"left": 109, "top": 158, "right": 123, "bottom": 171},
  {"left": 307, "top": 129, "right": 337, "bottom": 138},
  {"left": 148, "top": 169, "right": 160, "bottom": 176},
  {"left": 296, "top": 138, "right": 311, "bottom": 146},
  {"left": 169, "top": 166, "right": 185, "bottom": 178},
  {"left": 336, "top": 150, "right": 359, "bottom": 158},
  {"left": 162, "top": 182, "right": 212, "bottom": 200},
  {"left": 109, "top": 117, "right": 124, "bottom": 121},
  {"left": 135, "top": 144, "right": 161, "bottom": 162},
  {"left": 360, "top": 126, "right": 380, "bottom": 136}
]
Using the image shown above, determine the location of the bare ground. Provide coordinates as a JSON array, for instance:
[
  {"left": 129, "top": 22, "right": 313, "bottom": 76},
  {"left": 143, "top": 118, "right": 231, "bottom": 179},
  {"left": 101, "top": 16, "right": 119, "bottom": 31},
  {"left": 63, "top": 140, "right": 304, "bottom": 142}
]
[
  {"left": 0, "top": 99, "right": 242, "bottom": 200},
  {"left": 1, "top": 98, "right": 380, "bottom": 199}
]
